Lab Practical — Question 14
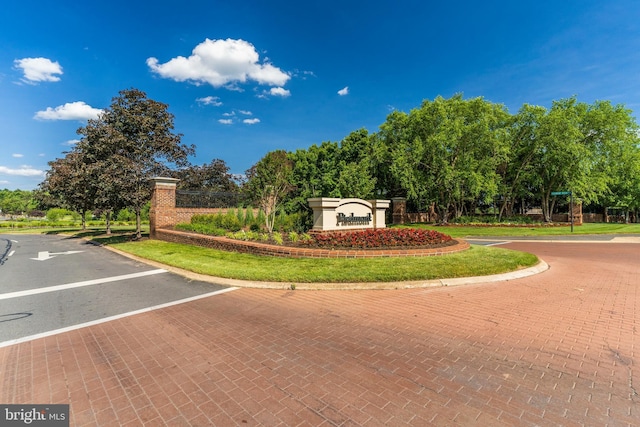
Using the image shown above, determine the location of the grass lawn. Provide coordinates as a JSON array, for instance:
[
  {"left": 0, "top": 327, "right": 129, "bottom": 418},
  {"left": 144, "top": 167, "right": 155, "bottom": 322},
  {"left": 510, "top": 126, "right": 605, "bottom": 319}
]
[
  {"left": 404, "top": 222, "right": 640, "bottom": 238},
  {"left": 108, "top": 238, "right": 539, "bottom": 283}
]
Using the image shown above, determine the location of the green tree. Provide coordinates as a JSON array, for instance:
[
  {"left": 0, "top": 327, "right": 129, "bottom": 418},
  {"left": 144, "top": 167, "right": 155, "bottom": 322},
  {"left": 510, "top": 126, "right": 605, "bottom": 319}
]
[
  {"left": 498, "top": 104, "right": 547, "bottom": 220},
  {"left": 335, "top": 129, "right": 377, "bottom": 199},
  {"left": 244, "top": 150, "right": 294, "bottom": 233},
  {"left": 0, "top": 189, "right": 38, "bottom": 216},
  {"left": 382, "top": 95, "right": 510, "bottom": 222},
  {"left": 526, "top": 98, "right": 638, "bottom": 221}
]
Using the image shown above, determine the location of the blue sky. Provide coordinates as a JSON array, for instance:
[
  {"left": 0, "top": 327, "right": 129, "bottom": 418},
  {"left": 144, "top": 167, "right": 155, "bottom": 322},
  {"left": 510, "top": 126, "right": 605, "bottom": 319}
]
[{"left": 2, "top": 0, "right": 640, "bottom": 190}]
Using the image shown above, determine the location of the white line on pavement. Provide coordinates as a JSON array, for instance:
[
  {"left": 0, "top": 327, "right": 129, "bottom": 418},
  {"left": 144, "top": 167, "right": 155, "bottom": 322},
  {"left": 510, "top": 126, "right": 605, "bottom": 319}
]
[
  {"left": 483, "top": 241, "right": 512, "bottom": 247},
  {"left": 0, "top": 287, "right": 238, "bottom": 349},
  {"left": 0, "top": 269, "right": 168, "bottom": 301}
]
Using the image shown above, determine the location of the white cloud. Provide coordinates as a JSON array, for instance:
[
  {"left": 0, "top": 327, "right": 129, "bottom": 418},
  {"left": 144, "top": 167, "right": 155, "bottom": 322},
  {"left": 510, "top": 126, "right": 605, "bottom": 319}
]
[
  {"left": 14, "top": 57, "right": 63, "bottom": 83},
  {"left": 270, "top": 87, "right": 291, "bottom": 97},
  {"left": 338, "top": 86, "right": 349, "bottom": 96},
  {"left": 243, "top": 118, "right": 260, "bottom": 125},
  {"left": 196, "top": 96, "right": 222, "bottom": 106},
  {"left": 218, "top": 119, "right": 234, "bottom": 125},
  {"left": 0, "top": 166, "right": 45, "bottom": 177},
  {"left": 64, "top": 139, "right": 80, "bottom": 146},
  {"left": 12, "top": 154, "right": 23, "bottom": 158},
  {"left": 34, "top": 101, "right": 103, "bottom": 121},
  {"left": 147, "top": 38, "right": 290, "bottom": 88},
  {"left": 239, "top": 110, "right": 252, "bottom": 115}
]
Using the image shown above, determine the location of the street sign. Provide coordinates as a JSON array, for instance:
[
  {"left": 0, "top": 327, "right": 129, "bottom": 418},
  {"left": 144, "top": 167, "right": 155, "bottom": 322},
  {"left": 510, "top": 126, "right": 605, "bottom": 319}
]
[{"left": 551, "top": 191, "right": 571, "bottom": 196}]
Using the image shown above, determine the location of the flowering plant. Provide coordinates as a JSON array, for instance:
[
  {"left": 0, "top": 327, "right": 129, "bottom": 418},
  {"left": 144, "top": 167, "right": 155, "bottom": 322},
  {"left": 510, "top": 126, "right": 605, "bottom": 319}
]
[{"left": 307, "top": 228, "right": 452, "bottom": 249}]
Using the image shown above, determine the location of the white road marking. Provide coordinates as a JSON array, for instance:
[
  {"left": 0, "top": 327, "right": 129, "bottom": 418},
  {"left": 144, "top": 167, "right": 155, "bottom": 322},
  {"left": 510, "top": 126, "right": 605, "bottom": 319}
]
[
  {"left": 483, "top": 241, "right": 511, "bottom": 247},
  {"left": 0, "top": 269, "right": 167, "bottom": 301},
  {"left": 8, "top": 251, "right": 15, "bottom": 257},
  {"left": 0, "top": 287, "right": 238, "bottom": 348},
  {"left": 30, "top": 250, "right": 84, "bottom": 261}
]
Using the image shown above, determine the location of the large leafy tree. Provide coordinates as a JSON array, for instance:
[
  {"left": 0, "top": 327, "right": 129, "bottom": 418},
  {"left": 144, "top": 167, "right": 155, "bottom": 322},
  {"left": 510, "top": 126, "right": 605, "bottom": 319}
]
[
  {"left": 497, "top": 104, "right": 547, "bottom": 219},
  {"left": 382, "top": 94, "right": 510, "bottom": 222},
  {"left": 334, "top": 129, "right": 377, "bottom": 199},
  {"left": 526, "top": 98, "right": 639, "bottom": 221},
  {"left": 287, "top": 129, "right": 377, "bottom": 223},
  {"left": 76, "top": 88, "right": 194, "bottom": 238}
]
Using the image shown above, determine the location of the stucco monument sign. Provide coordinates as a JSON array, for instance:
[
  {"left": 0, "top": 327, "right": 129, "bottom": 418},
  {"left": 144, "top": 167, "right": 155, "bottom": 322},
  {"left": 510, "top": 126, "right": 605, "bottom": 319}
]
[{"left": 308, "top": 198, "right": 390, "bottom": 232}]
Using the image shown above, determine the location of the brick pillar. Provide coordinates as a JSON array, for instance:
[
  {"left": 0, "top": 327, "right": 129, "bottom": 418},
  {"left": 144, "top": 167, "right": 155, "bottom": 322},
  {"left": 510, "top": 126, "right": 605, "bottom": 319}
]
[
  {"left": 149, "top": 177, "right": 179, "bottom": 239},
  {"left": 572, "top": 201, "right": 583, "bottom": 225},
  {"left": 391, "top": 198, "right": 406, "bottom": 225}
]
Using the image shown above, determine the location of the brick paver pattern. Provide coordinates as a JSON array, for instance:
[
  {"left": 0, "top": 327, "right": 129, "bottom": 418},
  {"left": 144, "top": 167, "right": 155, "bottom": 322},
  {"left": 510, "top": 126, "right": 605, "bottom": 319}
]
[{"left": 0, "top": 242, "right": 638, "bottom": 426}]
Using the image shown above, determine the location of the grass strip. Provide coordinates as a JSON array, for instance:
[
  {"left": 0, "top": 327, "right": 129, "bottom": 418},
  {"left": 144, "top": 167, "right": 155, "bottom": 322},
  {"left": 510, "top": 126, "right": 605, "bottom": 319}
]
[
  {"left": 109, "top": 239, "right": 538, "bottom": 283},
  {"left": 405, "top": 222, "right": 640, "bottom": 238}
]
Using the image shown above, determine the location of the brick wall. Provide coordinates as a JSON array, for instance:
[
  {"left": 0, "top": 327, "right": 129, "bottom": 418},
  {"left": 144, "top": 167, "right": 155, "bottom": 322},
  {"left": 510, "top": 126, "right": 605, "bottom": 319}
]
[
  {"left": 150, "top": 177, "right": 257, "bottom": 238},
  {"left": 155, "top": 228, "right": 470, "bottom": 258}
]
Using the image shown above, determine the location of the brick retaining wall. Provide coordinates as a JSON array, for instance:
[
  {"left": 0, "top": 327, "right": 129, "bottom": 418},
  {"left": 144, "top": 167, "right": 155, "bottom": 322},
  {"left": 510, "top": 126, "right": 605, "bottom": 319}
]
[{"left": 155, "top": 228, "right": 470, "bottom": 258}]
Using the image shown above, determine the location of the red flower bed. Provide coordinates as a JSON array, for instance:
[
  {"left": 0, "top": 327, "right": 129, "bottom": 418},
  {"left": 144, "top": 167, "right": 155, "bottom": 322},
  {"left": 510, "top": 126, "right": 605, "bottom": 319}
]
[{"left": 306, "top": 228, "right": 453, "bottom": 249}]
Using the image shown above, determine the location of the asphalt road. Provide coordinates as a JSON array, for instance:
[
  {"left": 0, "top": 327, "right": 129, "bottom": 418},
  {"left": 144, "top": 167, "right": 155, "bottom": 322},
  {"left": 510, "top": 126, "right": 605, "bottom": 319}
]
[{"left": 0, "top": 234, "right": 230, "bottom": 345}]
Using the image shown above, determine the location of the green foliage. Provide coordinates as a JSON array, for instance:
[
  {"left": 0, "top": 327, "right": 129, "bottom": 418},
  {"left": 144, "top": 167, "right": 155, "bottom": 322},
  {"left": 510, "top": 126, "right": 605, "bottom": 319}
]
[
  {"left": 256, "top": 210, "right": 266, "bottom": 227},
  {"left": 271, "top": 233, "right": 284, "bottom": 245},
  {"left": 245, "top": 206, "right": 255, "bottom": 225},
  {"left": 221, "top": 210, "right": 242, "bottom": 231},
  {"left": 244, "top": 150, "right": 294, "bottom": 233},
  {"left": 46, "top": 208, "right": 78, "bottom": 221},
  {"left": 0, "top": 189, "right": 38, "bottom": 215},
  {"left": 236, "top": 207, "right": 245, "bottom": 226},
  {"left": 116, "top": 208, "right": 136, "bottom": 222},
  {"left": 174, "top": 223, "right": 227, "bottom": 236},
  {"left": 450, "top": 215, "right": 534, "bottom": 225}
]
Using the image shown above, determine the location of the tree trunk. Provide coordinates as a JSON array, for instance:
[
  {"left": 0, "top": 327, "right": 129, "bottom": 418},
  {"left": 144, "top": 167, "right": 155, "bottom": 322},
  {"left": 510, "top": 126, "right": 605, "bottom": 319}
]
[
  {"left": 105, "top": 210, "right": 112, "bottom": 235},
  {"left": 135, "top": 208, "right": 142, "bottom": 240},
  {"left": 541, "top": 193, "right": 552, "bottom": 222}
]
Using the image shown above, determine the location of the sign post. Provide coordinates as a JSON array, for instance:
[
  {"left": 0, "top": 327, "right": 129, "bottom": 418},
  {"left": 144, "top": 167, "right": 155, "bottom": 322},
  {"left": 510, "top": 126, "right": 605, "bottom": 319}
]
[{"left": 551, "top": 191, "right": 573, "bottom": 232}]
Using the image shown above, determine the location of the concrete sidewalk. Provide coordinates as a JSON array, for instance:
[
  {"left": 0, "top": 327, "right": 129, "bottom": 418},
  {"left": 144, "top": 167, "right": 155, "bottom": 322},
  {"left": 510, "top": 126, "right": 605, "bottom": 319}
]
[{"left": 1, "top": 241, "right": 639, "bottom": 426}]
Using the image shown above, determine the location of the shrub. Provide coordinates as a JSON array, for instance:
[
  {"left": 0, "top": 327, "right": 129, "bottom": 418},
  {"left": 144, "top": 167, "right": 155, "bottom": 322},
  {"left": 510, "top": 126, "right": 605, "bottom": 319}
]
[
  {"left": 221, "top": 210, "right": 242, "bottom": 231},
  {"left": 236, "top": 208, "right": 245, "bottom": 226},
  {"left": 116, "top": 208, "right": 136, "bottom": 222},
  {"left": 175, "top": 223, "right": 227, "bottom": 236},
  {"left": 256, "top": 210, "right": 266, "bottom": 228},
  {"left": 46, "top": 208, "right": 75, "bottom": 221},
  {"left": 191, "top": 213, "right": 222, "bottom": 227},
  {"left": 272, "top": 233, "right": 284, "bottom": 245},
  {"left": 245, "top": 206, "right": 255, "bottom": 226}
]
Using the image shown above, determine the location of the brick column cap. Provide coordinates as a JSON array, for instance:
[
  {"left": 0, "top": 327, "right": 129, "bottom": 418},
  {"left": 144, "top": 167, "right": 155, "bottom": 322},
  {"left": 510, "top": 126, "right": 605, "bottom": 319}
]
[{"left": 150, "top": 177, "right": 180, "bottom": 186}]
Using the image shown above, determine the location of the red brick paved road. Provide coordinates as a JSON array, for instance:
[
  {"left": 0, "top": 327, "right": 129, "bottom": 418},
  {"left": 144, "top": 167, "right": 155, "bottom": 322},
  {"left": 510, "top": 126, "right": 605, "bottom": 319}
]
[{"left": 1, "top": 242, "right": 638, "bottom": 426}]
